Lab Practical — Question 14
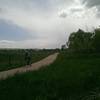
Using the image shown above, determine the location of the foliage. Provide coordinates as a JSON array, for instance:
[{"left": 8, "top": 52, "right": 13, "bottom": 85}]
[
  {"left": 61, "top": 44, "right": 66, "bottom": 50},
  {"left": 0, "top": 52, "right": 100, "bottom": 100},
  {"left": 93, "top": 28, "right": 100, "bottom": 51},
  {"left": 67, "top": 28, "right": 100, "bottom": 52},
  {"left": 0, "top": 49, "right": 54, "bottom": 71}
]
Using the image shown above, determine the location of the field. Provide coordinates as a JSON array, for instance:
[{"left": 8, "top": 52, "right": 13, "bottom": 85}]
[
  {"left": 0, "top": 49, "right": 54, "bottom": 71},
  {"left": 0, "top": 51, "right": 100, "bottom": 100}
]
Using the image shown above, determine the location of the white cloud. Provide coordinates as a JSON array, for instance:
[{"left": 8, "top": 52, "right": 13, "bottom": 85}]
[
  {"left": 0, "top": 40, "right": 15, "bottom": 44},
  {"left": 70, "top": 7, "right": 83, "bottom": 13},
  {"left": 58, "top": 10, "right": 67, "bottom": 18}
]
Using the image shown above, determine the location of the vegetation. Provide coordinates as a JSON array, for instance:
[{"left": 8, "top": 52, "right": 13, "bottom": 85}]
[
  {"left": 67, "top": 28, "right": 100, "bottom": 52},
  {"left": 0, "top": 51, "right": 100, "bottom": 100},
  {"left": 0, "top": 49, "right": 54, "bottom": 71}
]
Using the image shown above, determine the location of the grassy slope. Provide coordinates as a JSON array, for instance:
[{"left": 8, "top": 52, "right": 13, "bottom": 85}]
[{"left": 0, "top": 52, "right": 100, "bottom": 100}]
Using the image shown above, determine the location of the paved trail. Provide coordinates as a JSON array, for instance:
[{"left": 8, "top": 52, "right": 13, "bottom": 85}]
[{"left": 0, "top": 53, "right": 59, "bottom": 80}]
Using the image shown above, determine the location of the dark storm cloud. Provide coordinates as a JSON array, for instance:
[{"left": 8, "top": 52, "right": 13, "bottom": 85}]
[
  {"left": 82, "top": 0, "right": 100, "bottom": 17},
  {"left": 82, "top": 0, "right": 100, "bottom": 8}
]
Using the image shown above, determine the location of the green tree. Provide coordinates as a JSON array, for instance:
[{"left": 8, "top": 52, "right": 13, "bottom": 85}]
[
  {"left": 67, "top": 29, "right": 93, "bottom": 52},
  {"left": 61, "top": 44, "right": 66, "bottom": 50},
  {"left": 93, "top": 28, "right": 100, "bottom": 51}
]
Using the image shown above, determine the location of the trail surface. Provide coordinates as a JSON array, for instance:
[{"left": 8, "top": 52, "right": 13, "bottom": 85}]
[{"left": 0, "top": 53, "right": 59, "bottom": 80}]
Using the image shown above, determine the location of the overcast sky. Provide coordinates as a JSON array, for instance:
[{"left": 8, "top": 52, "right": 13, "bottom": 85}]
[{"left": 0, "top": 0, "right": 100, "bottom": 49}]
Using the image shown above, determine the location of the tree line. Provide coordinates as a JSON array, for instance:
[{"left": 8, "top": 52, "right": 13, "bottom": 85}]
[{"left": 64, "top": 27, "right": 100, "bottom": 53}]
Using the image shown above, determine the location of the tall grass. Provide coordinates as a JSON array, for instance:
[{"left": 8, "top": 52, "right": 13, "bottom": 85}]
[
  {"left": 0, "top": 49, "right": 54, "bottom": 71},
  {"left": 0, "top": 51, "right": 100, "bottom": 100}
]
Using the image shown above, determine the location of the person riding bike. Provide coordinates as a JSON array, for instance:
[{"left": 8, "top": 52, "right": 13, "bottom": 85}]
[{"left": 25, "top": 50, "right": 31, "bottom": 66}]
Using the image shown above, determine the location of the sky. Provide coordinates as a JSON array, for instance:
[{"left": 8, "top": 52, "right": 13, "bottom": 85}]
[{"left": 0, "top": 0, "right": 100, "bottom": 49}]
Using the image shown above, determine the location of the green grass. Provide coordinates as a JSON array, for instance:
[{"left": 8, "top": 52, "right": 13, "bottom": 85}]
[
  {"left": 0, "top": 49, "right": 54, "bottom": 71},
  {"left": 0, "top": 51, "right": 100, "bottom": 100}
]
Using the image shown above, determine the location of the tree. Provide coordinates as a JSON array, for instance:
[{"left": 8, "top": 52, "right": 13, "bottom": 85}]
[
  {"left": 93, "top": 28, "right": 100, "bottom": 51},
  {"left": 67, "top": 29, "right": 93, "bottom": 52},
  {"left": 61, "top": 44, "right": 66, "bottom": 50}
]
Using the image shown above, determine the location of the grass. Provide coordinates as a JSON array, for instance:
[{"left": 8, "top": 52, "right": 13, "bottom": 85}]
[
  {"left": 0, "top": 51, "right": 100, "bottom": 100},
  {"left": 0, "top": 49, "right": 54, "bottom": 71}
]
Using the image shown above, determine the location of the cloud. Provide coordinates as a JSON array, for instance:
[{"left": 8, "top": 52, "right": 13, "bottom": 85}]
[
  {"left": 82, "top": 0, "right": 100, "bottom": 8},
  {"left": 0, "top": 7, "right": 6, "bottom": 14},
  {"left": 0, "top": 40, "right": 15, "bottom": 48},
  {"left": 70, "top": 7, "right": 83, "bottom": 13},
  {"left": 0, "top": 8, "right": 3, "bottom": 12},
  {"left": 81, "top": 0, "right": 100, "bottom": 18},
  {"left": 0, "top": 0, "right": 74, "bottom": 12},
  {"left": 0, "top": 40, "right": 15, "bottom": 44},
  {"left": 58, "top": 7, "right": 84, "bottom": 19},
  {"left": 0, "top": 19, "right": 34, "bottom": 41},
  {"left": 0, "top": 0, "right": 99, "bottom": 48},
  {"left": 96, "top": 12, "right": 100, "bottom": 17},
  {"left": 0, "top": 38, "right": 64, "bottom": 49},
  {"left": 58, "top": 10, "right": 67, "bottom": 18}
]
